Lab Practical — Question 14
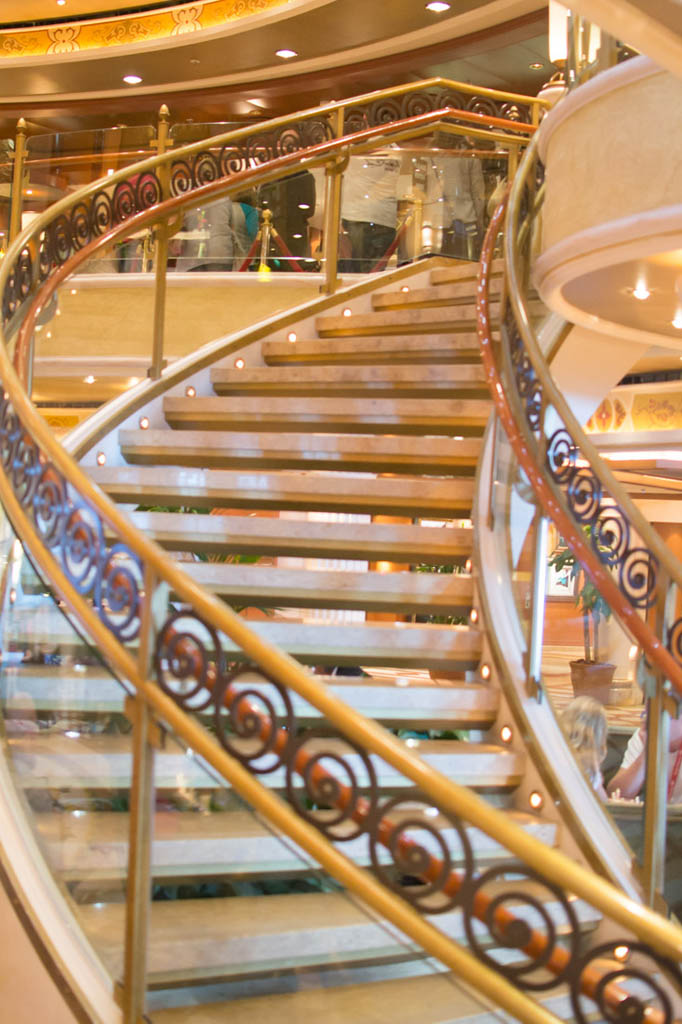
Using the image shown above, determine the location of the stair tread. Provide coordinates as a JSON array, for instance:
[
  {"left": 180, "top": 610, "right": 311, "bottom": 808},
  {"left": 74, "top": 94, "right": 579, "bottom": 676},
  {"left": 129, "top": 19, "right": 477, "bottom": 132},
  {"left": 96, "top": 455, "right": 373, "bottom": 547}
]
[
  {"left": 430, "top": 260, "right": 502, "bottom": 285},
  {"left": 38, "top": 807, "right": 552, "bottom": 878},
  {"left": 76, "top": 886, "right": 599, "bottom": 983},
  {"left": 3, "top": 665, "right": 494, "bottom": 727},
  {"left": 120, "top": 430, "right": 482, "bottom": 473},
  {"left": 4, "top": 603, "right": 482, "bottom": 668},
  {"left": 10, "top": 732, "right": 522, "bottom": 790},
  {"left": 162, "top": 395, "right": 492, "bottom": 435},
  {"left": 315, "top": 306, "right": 491, "bottom": 338},
  {"left": 183, "top": 562, "right": 474, "bottom": 613},
  {"left": 262, "top": 335, "right": 482, "bottom": 365},
  {"left": 125, "top": 511, "right": 473, "bottom": 562},
  {"left": 372, "top": 280, "right": 499, "bottom": 311},
  {"left": 210, "top": 363, "right": 486, "bottom": 397},
  {"left": 150, "top": 971, "right": 564, "bottom": 1024},
  {"left": 91, "top": 466, "right": 476, "bottom": 516}
]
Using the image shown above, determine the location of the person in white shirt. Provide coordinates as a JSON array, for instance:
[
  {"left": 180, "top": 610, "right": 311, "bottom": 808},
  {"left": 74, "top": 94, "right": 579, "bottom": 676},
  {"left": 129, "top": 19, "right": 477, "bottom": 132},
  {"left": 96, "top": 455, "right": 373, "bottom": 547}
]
[
  {"left": 340, "top": 155, "right": 400, "bottom": 272},
  {"left": 607, "top": 712, "right": 682, "bottom": 801}
]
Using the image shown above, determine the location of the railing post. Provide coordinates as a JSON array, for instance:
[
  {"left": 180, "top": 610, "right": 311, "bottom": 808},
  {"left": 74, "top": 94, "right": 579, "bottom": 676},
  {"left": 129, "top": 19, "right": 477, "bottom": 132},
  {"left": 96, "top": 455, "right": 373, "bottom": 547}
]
[
  {"left": 9, "top": 118, "right": 27, "bottom": 244},
  {"left": 526, "top": 509, "right": 549, "bottom": 700},
  {"left": 122, "top": 564, "right": 160, "bottom": 1023},
  {"left": 321, "top": 106, "right": 345, "bottom": 295},
  {"left": 149, "top": 104, "right": 171, "bottom": 380},
  {"left": 642, "top": 574, "right": 674, "bottom": 908},
  {"left": 642, "top": 682, "right": 670, "bottom": 909}
]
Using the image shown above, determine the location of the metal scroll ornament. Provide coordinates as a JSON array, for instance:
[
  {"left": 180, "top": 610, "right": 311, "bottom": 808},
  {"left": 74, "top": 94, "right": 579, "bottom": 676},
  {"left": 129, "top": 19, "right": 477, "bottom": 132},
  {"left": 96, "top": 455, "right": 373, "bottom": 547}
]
[
  {"left": 343, "top": 89, "right": 531, "bottom": 135},
  {"left": 0, "top": 390, "right": 143, "bottom": 641}
]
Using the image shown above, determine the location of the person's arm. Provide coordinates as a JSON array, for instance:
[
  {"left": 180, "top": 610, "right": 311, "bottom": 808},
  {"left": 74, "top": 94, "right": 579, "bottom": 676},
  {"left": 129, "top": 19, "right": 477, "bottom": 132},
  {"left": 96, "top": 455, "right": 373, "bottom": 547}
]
[
  {"left": 607, "top": 727, "right": 645, "bottom": 798},
  {"left": 607, "top": 744, "right": 646, "bottom": 798}
]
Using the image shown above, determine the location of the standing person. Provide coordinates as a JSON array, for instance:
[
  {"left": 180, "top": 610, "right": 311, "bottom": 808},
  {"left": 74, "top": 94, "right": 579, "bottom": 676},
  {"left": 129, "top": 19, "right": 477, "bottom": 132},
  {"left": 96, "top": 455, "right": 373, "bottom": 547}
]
[
  {"left": 608, "top": 710, "right": 682, "bottom": 801},
  {"left": 340, "top": 154, "right": 400, "bottom": 272},
  {"left": 181, "top": 196, "right": 251, "bottom": 272},
  {"left": 434, "top": 137, "right": 485, "bottom": 261}
]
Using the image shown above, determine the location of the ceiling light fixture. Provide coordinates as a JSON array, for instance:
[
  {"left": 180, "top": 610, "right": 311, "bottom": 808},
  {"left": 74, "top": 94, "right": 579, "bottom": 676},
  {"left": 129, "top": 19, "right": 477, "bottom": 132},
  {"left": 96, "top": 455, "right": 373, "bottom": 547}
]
[
  {"left": 57, "top": 0, "right": 66, "bottom": 5},
  {"left": 632, "top": 280, "right": 650, "bottom": 301},
  {"left": 673, "top": 313, "right": 682, "bottom": 329},
  {"left": 123, "top": 74, "right": 143, "bottom": 85},
  {"left": 425, "top": 1, "right": 450, "bottom": 10},
  {"left": 275, "top": 49, "right": 298, "bottom": 59},
  {"left": 529, "top": 62, "right": 544, "bottom": 70}
]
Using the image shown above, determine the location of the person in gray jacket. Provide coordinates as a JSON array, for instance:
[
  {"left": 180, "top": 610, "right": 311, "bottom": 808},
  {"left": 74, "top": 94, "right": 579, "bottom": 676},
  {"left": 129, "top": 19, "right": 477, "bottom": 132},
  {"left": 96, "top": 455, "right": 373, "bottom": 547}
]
[
  {"left": 434, "top": 139, "right": 485, "bottom": 260},
  {"left": 180, "top": 197, "right": 251, "bottom": 271}
]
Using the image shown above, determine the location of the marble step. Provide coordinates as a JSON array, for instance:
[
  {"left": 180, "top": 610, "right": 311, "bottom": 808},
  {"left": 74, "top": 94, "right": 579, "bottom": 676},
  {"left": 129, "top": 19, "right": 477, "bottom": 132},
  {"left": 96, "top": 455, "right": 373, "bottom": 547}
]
[
  {"left": 125, "top": 511, "right": 474, "bottom": 564},
  {"left": 429, "top": 260, "right": 503, "bottom": 286},
  {"left": 76, "top": 886, "right": 599, "bottom": 989},
  {"left": 10, "top": 732, "right": 523, "bottom": 793},
  {"left": 209, "top": 363, "right": 487, "bottom": 399},
  {"left": 4, "top": 602, "right": 482, "bottom": 670},
  {"left": 182, "top": 563, "right": 475, "bottom": 614},
  {"left": 315, "top": 305, "right": 496, "bottom": 339},
  {"left": 372, "top": 279, "right": 499, "bottom": 312},
  {"left": 262, "top": 335, "right": 482, "bottom": 366},
  {"left": 119, "top": 431, "right": 483, "bottom": 475},
  {"left": 2, "top": 665, "right": 496, "bottom": 730},
  {"left": 38, "top": 807, "right": 554, "bottom": 884},
  {"left": 150, "top": 971, "right": 578, "bottom": 1024},
  {"left": 161, "top": 395, "right": 491, "bottom": 436},
  {"left": 92, "top": 466, "right": 476, "bottom": 517}
]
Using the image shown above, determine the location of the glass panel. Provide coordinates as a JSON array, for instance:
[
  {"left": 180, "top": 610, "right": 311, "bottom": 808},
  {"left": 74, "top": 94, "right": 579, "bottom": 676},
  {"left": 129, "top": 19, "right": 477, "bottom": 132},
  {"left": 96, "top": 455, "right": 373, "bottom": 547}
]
[
  {"left": 0, "top": 518, "right": 134, "bottom": 989},
  {"left": 338, "top": 136, "right": 510, "bottom": 274},
  {"left": 139, "top": 671, "right": 501, "bottom": 1014},
  {"left": 22, "top": 127, "right": 155, "bottom": 273},
  {"left": 169, "top": 122, "right": 244, "bottom": 146},
  {"left": 0, "top": 135, "right": 13, "bottom": 256},
  {"left": 169, "top": 167, "right": 323, "bottom": 275}
]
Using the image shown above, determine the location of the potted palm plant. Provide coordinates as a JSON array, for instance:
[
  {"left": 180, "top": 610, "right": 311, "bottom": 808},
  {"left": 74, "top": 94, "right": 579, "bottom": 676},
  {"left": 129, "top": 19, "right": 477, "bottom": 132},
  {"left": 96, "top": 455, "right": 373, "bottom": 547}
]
[{"left": 548, "top": 537, "right": 615, "bottom": 704}]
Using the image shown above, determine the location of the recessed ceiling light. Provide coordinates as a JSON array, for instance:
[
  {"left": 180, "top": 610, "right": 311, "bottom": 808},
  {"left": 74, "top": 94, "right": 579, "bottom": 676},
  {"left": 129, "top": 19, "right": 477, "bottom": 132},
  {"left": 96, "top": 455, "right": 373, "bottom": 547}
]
[
  {"left": 57, "top": 0, "right": 66, "bottom": 5},
  {"left": 123, "top": 74, "right": 142, "bottom": 85},
  {"left": 425, "top": 1, "right": 450, "bottom": 11},
  {"left": 189, "top": 58, "right": 200, "bottom": 65},
  {"left": 275, "top": 49, "right": 298, "bottom": 59},
  {"left": 632, "top": 282, "right": 650, "bottom": 301},
  {"left": 673, "top": 314, "right": 682, "bottom": 329},
  {"left": 529, "top": 62, "right": 544, "bottom": 70}
]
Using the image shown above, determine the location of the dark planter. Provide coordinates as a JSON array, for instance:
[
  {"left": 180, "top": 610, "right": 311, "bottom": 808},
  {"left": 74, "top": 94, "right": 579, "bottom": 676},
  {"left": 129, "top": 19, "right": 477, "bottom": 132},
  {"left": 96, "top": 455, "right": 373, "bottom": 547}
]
[{"left": 569, "top": 660, "right": 616, "bottom": 705}]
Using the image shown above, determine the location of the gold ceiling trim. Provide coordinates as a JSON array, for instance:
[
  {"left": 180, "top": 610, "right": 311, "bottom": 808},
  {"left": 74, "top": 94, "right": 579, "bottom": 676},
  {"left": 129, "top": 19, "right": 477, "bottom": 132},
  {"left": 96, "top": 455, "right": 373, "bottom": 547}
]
[{"left": 0, "top": 0, "right": 290, "bottom": 58}]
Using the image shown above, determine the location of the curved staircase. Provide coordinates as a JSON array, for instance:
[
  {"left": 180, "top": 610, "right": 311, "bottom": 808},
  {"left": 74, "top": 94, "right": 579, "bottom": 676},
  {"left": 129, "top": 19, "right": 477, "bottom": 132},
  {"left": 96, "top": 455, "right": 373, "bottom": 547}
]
[
  {"left": 1, "top": 257, "right": 605, "bottom": 1019},
  {"left": 1, "top": 81, "right": 681, "bottom": 1023}
]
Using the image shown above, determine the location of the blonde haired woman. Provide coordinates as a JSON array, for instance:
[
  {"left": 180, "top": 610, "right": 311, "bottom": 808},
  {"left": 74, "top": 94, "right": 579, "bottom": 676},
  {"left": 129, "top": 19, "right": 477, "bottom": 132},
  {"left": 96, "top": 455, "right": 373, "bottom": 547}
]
[{"left": 561, "top": 696, "right": 608, "bottom": 801}]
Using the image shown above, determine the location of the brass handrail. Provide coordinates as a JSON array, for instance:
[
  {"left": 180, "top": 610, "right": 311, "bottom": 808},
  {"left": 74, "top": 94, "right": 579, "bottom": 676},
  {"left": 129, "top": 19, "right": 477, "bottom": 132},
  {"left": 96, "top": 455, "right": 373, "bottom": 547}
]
[{"left": 1, "top": 101, "right": 681, "bottom": 1020}]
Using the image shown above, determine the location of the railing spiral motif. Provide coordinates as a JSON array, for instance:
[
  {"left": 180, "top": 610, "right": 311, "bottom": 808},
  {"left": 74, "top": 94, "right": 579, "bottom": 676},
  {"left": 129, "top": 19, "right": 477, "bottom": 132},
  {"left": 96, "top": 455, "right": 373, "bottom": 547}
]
[
  {"left": 502, "top": 148, "right": 682, "bottom": 687},
  {"left": 0, "top": 390, "right": 143, "bottom": 641},
  {"left": 507, "top": 309, "right": 663, "bottom": 617},
  {"left": 0, "top": 98, "right": 681, "bottom": 1021},
  {"left": 2, "top": 82, "right": 538, "bottom": 333},
  {"left": 151, "top": 606, "right": 681, "bottom": 1016},
  {"left": 343, "top": 87, "right": 532, "bottom": 134}
]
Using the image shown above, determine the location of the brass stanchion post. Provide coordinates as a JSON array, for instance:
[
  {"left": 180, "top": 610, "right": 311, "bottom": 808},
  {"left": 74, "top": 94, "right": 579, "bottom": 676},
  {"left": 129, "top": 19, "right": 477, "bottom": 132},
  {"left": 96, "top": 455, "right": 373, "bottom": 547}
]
[{"left": 149, "top": 104, "right": 171, "bottom": 380}]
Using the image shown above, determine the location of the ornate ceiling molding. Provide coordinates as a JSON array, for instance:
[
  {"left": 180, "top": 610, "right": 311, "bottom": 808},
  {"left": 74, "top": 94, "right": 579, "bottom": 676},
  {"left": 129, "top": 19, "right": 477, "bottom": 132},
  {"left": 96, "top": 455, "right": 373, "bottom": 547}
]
[{"left": 0, "top": 0, "right": 290, "bottom": 58}]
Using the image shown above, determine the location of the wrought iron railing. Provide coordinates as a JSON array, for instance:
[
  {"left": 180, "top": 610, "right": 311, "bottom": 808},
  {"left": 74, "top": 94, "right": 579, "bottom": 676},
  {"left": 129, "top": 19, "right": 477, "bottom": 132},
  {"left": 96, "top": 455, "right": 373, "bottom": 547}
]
[
  {"left": 478, "top": 126, "right": 682, "bottom": 907},
  {"left": 0, "top": 99, "right": 681, "bottom": 1023}
]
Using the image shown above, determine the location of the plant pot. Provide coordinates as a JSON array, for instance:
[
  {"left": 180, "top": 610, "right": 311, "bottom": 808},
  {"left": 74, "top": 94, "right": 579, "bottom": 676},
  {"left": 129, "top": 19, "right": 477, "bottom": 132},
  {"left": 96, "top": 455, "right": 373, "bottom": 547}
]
[{"left": 569, "top": 660, "right": 616, "bottom": 705}]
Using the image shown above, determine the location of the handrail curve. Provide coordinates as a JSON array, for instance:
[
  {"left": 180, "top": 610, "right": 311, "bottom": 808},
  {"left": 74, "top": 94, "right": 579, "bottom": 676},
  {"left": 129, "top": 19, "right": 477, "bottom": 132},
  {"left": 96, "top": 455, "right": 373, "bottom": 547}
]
[
  {"left": 1, "top": 98, "right": 682, "bottom": 1020},
  {"left": 499, "top": 130, "right": 682, "bottom": 699}
]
